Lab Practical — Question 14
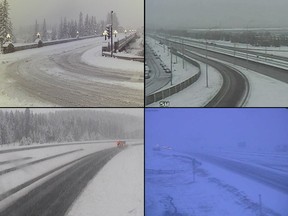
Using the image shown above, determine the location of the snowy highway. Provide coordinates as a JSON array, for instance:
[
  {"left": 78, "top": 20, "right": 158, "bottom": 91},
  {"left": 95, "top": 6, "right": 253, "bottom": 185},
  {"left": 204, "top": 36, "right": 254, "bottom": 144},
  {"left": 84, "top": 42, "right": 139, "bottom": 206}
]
[
  {"left": 145, "top": 44, "right": 170, "bottom": 95},
  {"left": 172, "top": 45, "right": 249, "bottom": 107},
  {"left": 0, "top": 36, "right": 143, "bottom": 107},
  {"left": 0, "top": 139, "right": 144, "bottom": 216},
  {"left": 192, "top": 152, "right": 288, "bottom": 193},
  {"left": 167, "top": 37, "right": 288, "bottom": 84},
  {"left": 0, "top": 147, "right": 120, "bottom": 216}
]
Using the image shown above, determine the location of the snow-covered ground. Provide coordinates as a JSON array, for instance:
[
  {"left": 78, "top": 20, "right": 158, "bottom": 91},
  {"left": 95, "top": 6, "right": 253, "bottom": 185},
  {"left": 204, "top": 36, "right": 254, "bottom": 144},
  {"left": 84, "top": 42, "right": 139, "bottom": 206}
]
[
  {"left": 67, "top": 144, "right": 144, "bottom": 216},
  {"left": 185, "top": 49, "right": 288, "bottom": 106},
  {"left": 162, "top": 35, "right": 288, "bottom": 70},
  {"left": 0, "top": 139, "right": 142, "bottom": 212},
  {"left": 146, "top": 148, "right": 288, "bottom": 216},
  {"left": 0, "top": 33, "right": 143, "bottom": 106},
  {"left": 147, "top": 37, "right": 199, "bottom": 86},
  {"left": 123, "top": 34, "right": 144, "bottom": 56},
  {"left": 81, "top": 45, "right": 143, "bottom": 73},
  {"left": 147, "top": 59, "right": 222, "bottom": 107},
  {"left": 146, "top": 37, "right": 223, "bottom": 107}
]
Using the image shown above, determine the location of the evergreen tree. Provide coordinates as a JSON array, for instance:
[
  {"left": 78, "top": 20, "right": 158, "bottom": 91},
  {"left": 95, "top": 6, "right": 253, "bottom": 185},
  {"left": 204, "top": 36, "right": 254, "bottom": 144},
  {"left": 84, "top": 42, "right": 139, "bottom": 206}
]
[
  {"left": 51, "top": 26, "right": 57, "bottom": 40},
  {"left": 34, "top": 20, "right": 39, "bottom": 41},
  {"left": 42, "top": 18, "right": 47, "bottom": 41},
  {"left": 0, "top": 0, "right": 14, "bottom": 42},
  {"left": 78, "top": 12, "right": 84, "bottom": 36},
  {"left": 84, "top": 14, "right": 89, "bottom": 36},
  {"left": 63, "top": 17, "right": 68, "bottom": 38},
  {"left": 58, "top": 17, "right": 63, "bottom": 39}
]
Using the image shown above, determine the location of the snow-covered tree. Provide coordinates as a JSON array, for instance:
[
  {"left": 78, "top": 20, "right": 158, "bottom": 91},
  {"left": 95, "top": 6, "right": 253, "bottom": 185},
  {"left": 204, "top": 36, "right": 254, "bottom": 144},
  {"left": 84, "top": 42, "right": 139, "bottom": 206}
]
[
  {"left": 42, "top": 19, "right": 47, "bottom": 41},
  {"left": 0, "top": 0, "right": 14, "bottom": 42},
  {"left": 63, "top": 17, "right": 68, "bottom": 38},
  {"left": 58, "top": 17, "right": 63, "bottom": 39},
  {"left": 78, "top": 12, "right": 84, "bottom": 36},
  {"left": 34, "top": 20, "right": 39, "bottom": 41},
  {"left": 51, "top": 26, "right": 57, "bottom": 40}
]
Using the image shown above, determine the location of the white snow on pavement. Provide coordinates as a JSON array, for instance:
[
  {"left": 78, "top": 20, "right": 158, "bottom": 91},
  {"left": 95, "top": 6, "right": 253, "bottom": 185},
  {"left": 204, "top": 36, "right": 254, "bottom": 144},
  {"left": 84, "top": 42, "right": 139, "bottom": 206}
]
[
  {"left": 147, "top": 59, "right": 223, "bottom": 107},
  {"left": 67, "top": 145, "right": 144, "bottom": 216}
]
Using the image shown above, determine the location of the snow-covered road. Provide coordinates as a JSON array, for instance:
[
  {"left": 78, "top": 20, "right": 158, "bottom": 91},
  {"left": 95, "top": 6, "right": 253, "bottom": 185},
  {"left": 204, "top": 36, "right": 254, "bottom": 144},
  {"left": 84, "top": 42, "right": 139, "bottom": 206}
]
[
  {"left": 0, "top": 140, "right": 143, "bottom": 215},
  {"left": 146, "top": 148, "right": 288, "bottom": 216},
  {"left": 0, "top": 36, "right": 143, "bottom": 107}
]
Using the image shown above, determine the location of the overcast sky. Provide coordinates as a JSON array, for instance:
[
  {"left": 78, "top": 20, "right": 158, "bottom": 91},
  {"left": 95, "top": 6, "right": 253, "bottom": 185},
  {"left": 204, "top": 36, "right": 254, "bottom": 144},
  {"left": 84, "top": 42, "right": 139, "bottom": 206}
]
[
  {"left": 146, "top": 0, "right": 288, "bottom": 30},
  {"left": 8, "top": 0, "right": 143, "bottom": 29},
  {"left": 146, "top": 108, "right": 288, "bottom": 153}
]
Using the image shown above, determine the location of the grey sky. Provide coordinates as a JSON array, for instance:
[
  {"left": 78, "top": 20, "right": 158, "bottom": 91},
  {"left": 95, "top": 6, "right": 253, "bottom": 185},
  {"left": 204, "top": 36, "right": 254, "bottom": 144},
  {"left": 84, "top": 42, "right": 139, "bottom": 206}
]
[
  {"left": 146, "top": 108, "right": 288, "bottom": 153},
  {"left": 146, "top": 0, "right": 288, "bottom": 29},
  {"left": 9, "top": 0, "right": 143, "bottom": 29}
]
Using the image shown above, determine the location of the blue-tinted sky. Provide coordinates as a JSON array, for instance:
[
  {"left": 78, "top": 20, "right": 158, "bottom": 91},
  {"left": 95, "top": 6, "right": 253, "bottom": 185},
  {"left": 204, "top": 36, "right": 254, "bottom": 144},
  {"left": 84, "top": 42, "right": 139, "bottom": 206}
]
[{"left": 145, "top": 108, "right": 288, "bottom": 153}]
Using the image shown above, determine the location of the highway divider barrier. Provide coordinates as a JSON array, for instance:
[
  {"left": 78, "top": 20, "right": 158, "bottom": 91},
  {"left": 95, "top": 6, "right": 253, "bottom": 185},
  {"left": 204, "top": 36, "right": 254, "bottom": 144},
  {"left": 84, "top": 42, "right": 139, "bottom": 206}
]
[
  {"left": 3, "top": 35, "right": 98, "bottom": 54},
  {"left": 145, "top": 51, "right": 201, "bottom": 105}
]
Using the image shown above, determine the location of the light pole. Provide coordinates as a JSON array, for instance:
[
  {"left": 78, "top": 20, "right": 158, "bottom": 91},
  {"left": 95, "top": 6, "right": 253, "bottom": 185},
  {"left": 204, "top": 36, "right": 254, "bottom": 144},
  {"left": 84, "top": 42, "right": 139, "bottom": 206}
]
[
  {"left": 170, "top": 47, "right": 173, "bottom": 85},
  {"left": 182, "top": 38, "right": 184, "bottom": 69},
  {"left": 205, "top": 30, "right": 209, "bottom": 88},
  {"left": 6, "top": 33, "right": 11, "bottom": 42},
  {"left": 113, "top": 30, "right": 118, "bottom": 38},
  {"left": 110, "top": 10, "right": 114, "bottom": 57},
  {"left": 103, "top": 30, "right": 108, "bottom": 40}
]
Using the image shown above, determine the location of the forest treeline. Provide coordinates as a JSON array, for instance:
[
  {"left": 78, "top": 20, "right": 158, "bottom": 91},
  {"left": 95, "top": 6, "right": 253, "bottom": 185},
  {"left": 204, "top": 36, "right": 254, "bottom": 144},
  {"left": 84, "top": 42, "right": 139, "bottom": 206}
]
[{"left": 0, "top": 109, "right": 143, "bottom": 146}]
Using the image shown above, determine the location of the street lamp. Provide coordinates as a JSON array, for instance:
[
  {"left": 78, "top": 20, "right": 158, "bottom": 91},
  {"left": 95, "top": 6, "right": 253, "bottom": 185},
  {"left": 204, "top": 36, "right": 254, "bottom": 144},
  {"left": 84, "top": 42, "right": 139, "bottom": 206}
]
[
  {"left": 103, "top": 30, "right": 108, "bottom": 40},
  {"left": 205, "top": 30, "right": 209, "bottom": 88},
  {"left": 113, "top": 30, "right": 118, "bottom": 38},
  {"left": 111, "top": 10, "right": 114, "bottom": 57}
]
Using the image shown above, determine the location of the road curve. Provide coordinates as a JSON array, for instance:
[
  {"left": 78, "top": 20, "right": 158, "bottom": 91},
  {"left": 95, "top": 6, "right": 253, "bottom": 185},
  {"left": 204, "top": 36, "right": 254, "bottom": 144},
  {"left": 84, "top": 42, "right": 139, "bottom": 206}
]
[
  {"left": 193, "top": 153, "right": 288, "bottom": 194},
  {"left": 145, "top": 44, "right": 171, "bottom": 95},
  {"left": 171, "top": 43, "right": 249, "bottom": 107},
  {"left": 169, "top": 38, "right": 288, "bottom": 84},
  {"left": 0, "top": 147, "right": 122, "bottom": 216},
  {"left": 5, "top": 41, "right": 143, "bottom": 107}
]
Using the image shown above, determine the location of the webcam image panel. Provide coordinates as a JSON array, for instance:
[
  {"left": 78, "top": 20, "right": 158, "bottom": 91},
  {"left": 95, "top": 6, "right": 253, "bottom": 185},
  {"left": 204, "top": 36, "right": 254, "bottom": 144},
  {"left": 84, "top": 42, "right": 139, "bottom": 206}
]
[
  {"left": 145, "top": 0, "right": 288, "bottom": 107},
  {"left": 145, "top": 108, "right": 288, "bottom": 215},
  {"left": 0, "top": 0, "right": 144, "bottom": 107}
]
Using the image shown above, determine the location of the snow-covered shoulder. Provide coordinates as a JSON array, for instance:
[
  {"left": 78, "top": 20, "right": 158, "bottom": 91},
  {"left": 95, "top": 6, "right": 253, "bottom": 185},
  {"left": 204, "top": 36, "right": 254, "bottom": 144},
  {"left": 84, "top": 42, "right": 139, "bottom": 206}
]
[
  {"left": 67, "top": 145, "right": 144, "bottom": 216},
  {"left": 81, "top": 45, "right": 143, "bottom": 73}
]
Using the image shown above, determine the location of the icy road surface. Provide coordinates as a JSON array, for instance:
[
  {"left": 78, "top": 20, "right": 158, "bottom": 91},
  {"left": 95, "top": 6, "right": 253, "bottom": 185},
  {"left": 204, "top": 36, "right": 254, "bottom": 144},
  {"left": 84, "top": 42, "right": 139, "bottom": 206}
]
[{"left": 0, "top": 35, "right": 143, "bottom": 107}]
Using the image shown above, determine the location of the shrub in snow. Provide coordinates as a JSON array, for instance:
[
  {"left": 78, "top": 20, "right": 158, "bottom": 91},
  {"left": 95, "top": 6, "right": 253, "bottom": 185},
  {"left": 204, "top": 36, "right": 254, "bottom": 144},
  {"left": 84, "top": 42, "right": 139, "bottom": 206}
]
[{"left": 20, "top": 137, "right": 32, "bottom": 146}]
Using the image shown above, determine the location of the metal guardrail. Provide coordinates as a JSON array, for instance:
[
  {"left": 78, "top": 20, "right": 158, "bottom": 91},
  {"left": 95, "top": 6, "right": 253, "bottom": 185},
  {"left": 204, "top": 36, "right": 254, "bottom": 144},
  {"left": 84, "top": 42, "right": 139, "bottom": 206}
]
[
  {"left": 145, "top": 51, "right": 201, "bottom": 105},
  {"left": 3, "top": 35, "right": 99, "bottom": 53}
]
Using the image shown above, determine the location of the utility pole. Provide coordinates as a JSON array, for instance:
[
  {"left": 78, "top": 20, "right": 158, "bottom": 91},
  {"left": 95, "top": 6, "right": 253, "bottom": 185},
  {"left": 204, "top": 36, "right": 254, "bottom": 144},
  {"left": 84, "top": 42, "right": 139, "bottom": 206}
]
[
  {"left": 110, "top": 10, "right": 113, "bottom": 57},
  {"left": 192, "top": 159, "right": 195, "bottom": 182},
  {"left": 170, "top": 49, "right": 173, "bottom": 85},
  {"left": 205, "top": 35, "right": 209, "bottom": 88},
  {"left": 259, "top": 194, "right": 263, "bottom": 216},
  {"left": 182, "top": 38, "right": 184, "bottom": 69}
]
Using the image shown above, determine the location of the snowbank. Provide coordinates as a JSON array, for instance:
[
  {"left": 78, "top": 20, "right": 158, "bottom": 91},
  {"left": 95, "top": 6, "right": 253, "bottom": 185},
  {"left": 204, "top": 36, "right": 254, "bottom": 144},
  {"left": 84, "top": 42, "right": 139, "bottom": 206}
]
[
  {"left": 81, "top": 45, "right": 143, "bottom": 73},
  {"left": 67, "top": 145, "right": 144, "bottom": 216}
]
